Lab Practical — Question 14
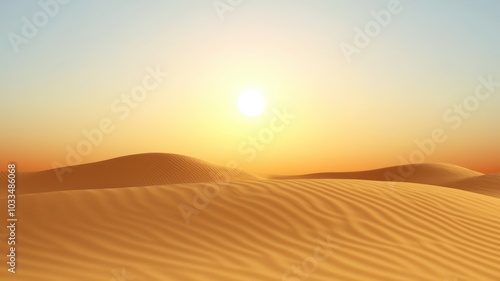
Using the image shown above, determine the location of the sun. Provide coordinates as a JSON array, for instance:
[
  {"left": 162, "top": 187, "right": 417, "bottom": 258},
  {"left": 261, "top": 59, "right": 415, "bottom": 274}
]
[{"left": 238, "top": 90, "right": 266, "bottom": 117}]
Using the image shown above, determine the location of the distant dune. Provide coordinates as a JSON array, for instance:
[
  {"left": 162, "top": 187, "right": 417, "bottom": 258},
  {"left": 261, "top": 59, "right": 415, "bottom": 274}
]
[
  {"left": 0, "top": 154, "right": 499, "bottom": 280},
  {"left": 446, "top": 174, "right": 500, "bottom": 198},
  {"left": 271, "top": 163, "right": 499, "bottom": 198},
  {"left": 0, "top": 153, "right": 257, "bottom": 195},
  {"left": 271, "top": 163, "right": 482, "bottom": 183}
]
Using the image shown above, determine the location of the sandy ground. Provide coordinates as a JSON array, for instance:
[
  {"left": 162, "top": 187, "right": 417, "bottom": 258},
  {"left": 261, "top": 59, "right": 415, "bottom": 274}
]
[{"left": 0, "top": 154, "right": 499, "bottom": 280}]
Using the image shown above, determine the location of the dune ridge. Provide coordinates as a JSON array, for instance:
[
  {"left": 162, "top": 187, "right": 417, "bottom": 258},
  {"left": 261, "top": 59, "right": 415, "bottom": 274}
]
[
  {"left": 0, "top": 153, "right": 257, "bottom": 195},
  {"left": 446, "top": 174, "right": 500, "bottom": 198},
  {"left": 271, "top": 163, "right": 482, "bottom": 183},
  {"left": 271, "top": 163, "right": 499, "bottom": 198}
]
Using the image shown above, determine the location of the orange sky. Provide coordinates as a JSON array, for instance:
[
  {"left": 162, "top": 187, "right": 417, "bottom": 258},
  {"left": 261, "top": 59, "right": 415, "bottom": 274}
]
[{"left": 1, "top": 1, "right": 500, "bottom": 174}]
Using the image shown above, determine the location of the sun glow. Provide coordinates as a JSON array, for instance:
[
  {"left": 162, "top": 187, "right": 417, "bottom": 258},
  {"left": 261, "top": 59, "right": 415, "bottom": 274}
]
[{"left": 238, "top": 90, "right": 266, "bottom": 117}]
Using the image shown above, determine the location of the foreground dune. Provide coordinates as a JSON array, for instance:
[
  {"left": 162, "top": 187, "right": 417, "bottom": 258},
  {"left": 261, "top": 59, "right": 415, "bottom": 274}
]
[{"left": 1, "top": 178, "right": 499, "bottom": 281}]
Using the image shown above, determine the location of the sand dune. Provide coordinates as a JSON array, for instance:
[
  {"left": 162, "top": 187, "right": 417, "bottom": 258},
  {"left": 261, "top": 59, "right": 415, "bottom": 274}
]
[
  {"left": 271, "top": 163, "right": 482, "bottom": 184},
  {"left": 446, "top": 174, "right": 500, "bottom": 198},
  {"left": 0, "top": 153, "right": 257, "bottom": 195},
  {"left": 1, "top": 178, "right": 499, "bottom": 281},
  {"left": 1, "top": 159, "right": 494, "bottom": 198},
  {"left": 271, "top": 163, "right": 498, "bottom": 197},
  {"left": 1, "top": 155, "right": 498, "bottom": 280}
]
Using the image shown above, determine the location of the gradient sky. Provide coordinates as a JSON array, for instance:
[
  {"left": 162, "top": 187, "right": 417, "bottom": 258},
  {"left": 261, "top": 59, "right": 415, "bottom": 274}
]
[{"left": 1, "top": 0, "right": 500, "bottom": 174}]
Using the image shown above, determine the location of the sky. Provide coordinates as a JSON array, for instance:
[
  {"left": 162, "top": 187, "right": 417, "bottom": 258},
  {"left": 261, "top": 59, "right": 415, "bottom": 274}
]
[{"left": 1, "top": 0, "right": 500, "bottom": 174}]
